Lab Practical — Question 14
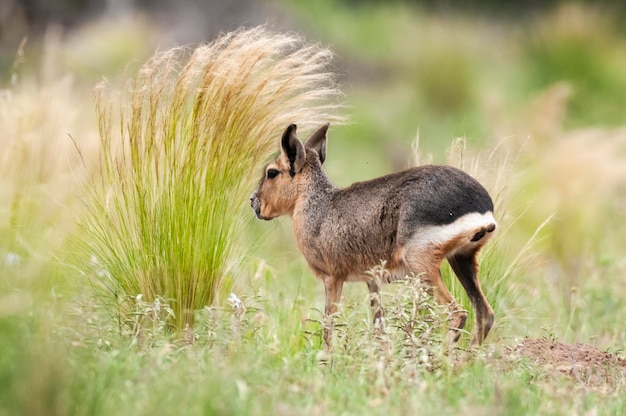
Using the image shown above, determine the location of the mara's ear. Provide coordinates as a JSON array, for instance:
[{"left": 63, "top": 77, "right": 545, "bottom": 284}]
[
  {"left": 304, "top": 123, "right": 329, "bottom": 164},
  {"left": 281, "top": 124, "right": 306, "bottom": 176}
]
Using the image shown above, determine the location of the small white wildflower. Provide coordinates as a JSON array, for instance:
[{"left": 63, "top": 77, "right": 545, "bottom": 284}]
[
  {"left": 5, "top": 252, "right": 21, "bottom": 266},
  {"left": 227, "top": 292, "right": 242, "bottom": 309},
  {"left": 136, "top": 294, "right": 143, "bottom": 302}
]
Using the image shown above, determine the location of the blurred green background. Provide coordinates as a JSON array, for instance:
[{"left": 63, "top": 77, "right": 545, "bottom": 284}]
[{"left": 4, "top": 0, "right": 626, "bottom": 167}]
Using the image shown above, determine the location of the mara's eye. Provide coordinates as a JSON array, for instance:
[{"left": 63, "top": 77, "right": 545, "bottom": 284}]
[{"left": 266, "top": 169, "right": 280, "bottom": 179}]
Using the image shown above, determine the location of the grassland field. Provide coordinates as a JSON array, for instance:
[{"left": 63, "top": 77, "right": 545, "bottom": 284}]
[{"left": 2, "top": 1, "right": 626, "bottom": 415}]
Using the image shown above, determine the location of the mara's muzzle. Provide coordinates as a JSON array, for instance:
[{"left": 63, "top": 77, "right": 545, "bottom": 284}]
[{"left": 250, "top": 191, "right": 264, "bottom": 220}]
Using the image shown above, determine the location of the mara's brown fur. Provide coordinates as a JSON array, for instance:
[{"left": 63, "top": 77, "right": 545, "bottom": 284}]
[{"left": 251, "top": 124, "right": 497, "bottom": 356}]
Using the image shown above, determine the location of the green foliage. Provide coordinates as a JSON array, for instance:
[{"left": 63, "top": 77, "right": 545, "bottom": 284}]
[
  {"left": 4, "top": 278, "right": 623, "bottom": 416},
  {"left": 522, "top": 5, "right": 626, "bottom": 126},
  {"left": 0, "top": 316, "right": 68, "bottom": 416}
]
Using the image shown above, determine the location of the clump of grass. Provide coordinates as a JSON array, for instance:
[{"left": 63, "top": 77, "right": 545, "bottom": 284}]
[
  {"left": 379, "top": 276, "right": 448, "bottom": 364},
  {"left": 318, "top": 266, "right": 449, "bottom": 395},
  {"left": 84, "top": 26, "right": 344, "bottom": 332}
]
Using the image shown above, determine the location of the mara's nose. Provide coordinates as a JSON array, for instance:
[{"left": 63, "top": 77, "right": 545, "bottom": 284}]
[{"left": 250, "top": 191, "right": 258, "bottom": 206}]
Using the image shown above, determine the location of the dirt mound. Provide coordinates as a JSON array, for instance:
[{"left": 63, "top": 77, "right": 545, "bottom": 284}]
[{"left": 512, "top": 338, "right": 626, "bottom": 388}]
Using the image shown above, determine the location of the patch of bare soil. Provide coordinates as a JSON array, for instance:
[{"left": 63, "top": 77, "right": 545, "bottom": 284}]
[{"left": 512, "top": 338, "right": 626, "bottom": 388}]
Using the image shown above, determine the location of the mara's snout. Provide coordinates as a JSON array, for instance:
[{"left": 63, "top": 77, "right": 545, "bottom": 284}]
[
  {"left": 252, "top": 123, "right": 497, "bottom": 356},
  {"left": 249, "top": 191, "right": 264, "bottom": 220}
]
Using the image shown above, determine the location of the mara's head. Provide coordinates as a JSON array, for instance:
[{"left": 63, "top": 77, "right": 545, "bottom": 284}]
[{"left": 250, "top": 123, "right": 329, "bottom": 220}]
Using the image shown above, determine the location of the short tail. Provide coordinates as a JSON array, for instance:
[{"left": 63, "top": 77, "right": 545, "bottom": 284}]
[{"left": 470, "top": 223, "right": 496, "bottom": 242}]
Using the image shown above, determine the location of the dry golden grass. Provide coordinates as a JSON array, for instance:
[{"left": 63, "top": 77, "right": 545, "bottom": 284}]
[{"left": 0, "top": 36, "right": 98, "bottom": 283}]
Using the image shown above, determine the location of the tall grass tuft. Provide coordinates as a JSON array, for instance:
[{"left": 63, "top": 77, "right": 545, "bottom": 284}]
[{"left": 84, "top": 27, "right": 343, "bottom": 331}]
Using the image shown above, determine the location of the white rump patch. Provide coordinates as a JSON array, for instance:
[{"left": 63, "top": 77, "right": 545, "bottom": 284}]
[{"left": 408, "top": 211, "right": 497, "bottom": 255}]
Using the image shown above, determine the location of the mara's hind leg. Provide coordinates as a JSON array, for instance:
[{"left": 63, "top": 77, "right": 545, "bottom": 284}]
[
  {"left": 404, "top": 248, "right": 468, "bottom": 343},
  {"left": 447, "top": 251, "right": 494, "bottom": 345}
]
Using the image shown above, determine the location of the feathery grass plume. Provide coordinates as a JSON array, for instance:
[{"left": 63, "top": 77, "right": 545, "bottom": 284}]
[
  {"left": 85, "top": 27, "right": 344, "bottom": 332},
  {"left": 0, "top": 35, "right": 93, "bottom": 290}
]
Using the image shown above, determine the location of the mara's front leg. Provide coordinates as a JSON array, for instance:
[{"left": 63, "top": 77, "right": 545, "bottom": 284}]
[
  {"left": 320, "top": 275, "right": 344, "bottom": 361},
  {"left": 367, "top": 279, "right": 385, "bottom": 333}
]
